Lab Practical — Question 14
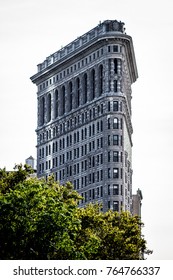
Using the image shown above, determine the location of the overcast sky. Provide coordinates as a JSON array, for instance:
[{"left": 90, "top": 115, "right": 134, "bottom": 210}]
[{"left": 0, "top": 0, "right": 173, "bottom": 260}]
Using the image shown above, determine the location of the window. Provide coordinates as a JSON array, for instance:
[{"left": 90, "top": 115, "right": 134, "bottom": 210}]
[
  {"left": 61, "top": 86, "right": 65, "bottom": 115},
  {"left": 83, "top": 73, "right": 88, "bottom": 104},
  {"left": 74, "top": 132, "right": 76, "bottom": 143},
  {"left": 113, "top": 101, "right": 118, "bottom": 111},
  {"left": 55, "top": 90, "right": 59, "bottom": 118},
  {"left": 108, "top": 168, "right": 111, "bottom": 179},
  {"left": 113, "top": 168, "right": 119, "bottom": 178},
  {"left": 91, "top": 69, "right": 96, "bottom": 100},
  {"left": 98, "top": 64, "right": 103, "bottom": 96},
  {"left": 108, "top": 201, "right": 110, "bottom": 209},
  {"left": 40, "top": 96, "right": 45, "bottom": 125},
  {"left": 92, "top": 123, "right": 95, "bottom": 135},
  {"left": 97, "top": 121, "right": 100, "bottom": 133},
  {"left": 113, "top": 45, "right": 118, "bottom": 52},
  {"left": 100, "top": 186, "right": 103, "bottom": 197},
  {"left": 113, "top": 184, "right": 119, "bottom": 195},
  {"left": 114, "top": 80, "right": 117, "bottom": 92},
  {"left": 92, "top": 189, "right": 95, "bottom": 199},
  {"left": 97, "top": 187, "right": 100, "bottom": 197},
  {"left": 100, "top": 120, "right": 103, "bottom": 131},
  {"left": 113, "top": 201, "right": 119, "bottom": 211},
  {"left": 108, "top": 185, "right": 110, "bottom": 195},
  {"left": 108, "top": 151, "right": 111, "bottom": 162},
  {"left": 108, "top": 135, "right": 111, "bottom": 146},
  {"left": 108, "top": 118, "right": 111, "bottom": 129},
  {"left": 113, "top": 151, "right": 119, "bottom": 162},
  {"left": 108, "top": 101, "right": 111, "bottom": 111},
  {"left": 69, "top": 81, "right": 73, "bottom": 111},
  {"left": 113, "top": 135, "right": 119, "bottom": 145},
  {"left": 100, "top": 170, "right": 103, "bottom": 181},
  {"left": 114, "top": 58, "right": 118, "bottom": 74},
  {"left": 76, "top": 78, "right": 80, "bottom": 107},
  {"left": 93, "top": 107, "right": 95, "bottom": 118},
  {"left": 113, "top": 118, "right": 118, "bottom": 129}
]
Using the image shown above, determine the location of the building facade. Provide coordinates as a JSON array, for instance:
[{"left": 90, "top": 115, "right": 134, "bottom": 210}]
[
  {"left": 132, "top": 188, "right": 143, "bottom": 217},
  {"left": 31, "top": 20, "right": 138, "bottom": 212}
]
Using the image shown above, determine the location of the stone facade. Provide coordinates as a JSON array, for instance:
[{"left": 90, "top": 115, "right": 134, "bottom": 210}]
[
  {"left": 30, "top": 20, "right": 138, "bottom": 212},
  {"left": 132, "top": 189, "right": 143, "bottom": 217}
]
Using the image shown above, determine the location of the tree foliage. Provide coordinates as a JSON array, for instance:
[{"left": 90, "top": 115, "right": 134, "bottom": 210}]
[{"left": 0, "top": 165, "right": 151, "bottom": 260}]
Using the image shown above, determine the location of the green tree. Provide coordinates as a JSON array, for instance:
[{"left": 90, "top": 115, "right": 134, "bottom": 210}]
[{"left": 0, "top": 165, "right": 151, "bottom": 259}]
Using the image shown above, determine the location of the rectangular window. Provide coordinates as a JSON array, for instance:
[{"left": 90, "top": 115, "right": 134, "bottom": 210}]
[
  {"left": 108, "top": 101, "right": 111, "bottom": 111},
  {"left": 92, "top": 141, "right": 95, "bottom": 150},
  {"left": 81, "top": 146, "right": 84, "bottom": 156},
  {"left": 113, "top": 184, "right": 119, "bottom": 195},
  {"left": 97, "top": 171, "right": 99, "bottom": 182},
  {"left": 92, "top": 189, "right": 95, "bottom": 199},
  {"left": 100, "top": 153, "right": 103, "bottom": 164},
  {"left": 100, "top": 186, "right": 103, "bottom": 197},
  {"left": 114, "top": 80, "right": 117, "bottom": 92},
  {"left": 108, "top": 135, "right": 111, "bottom": 146},
  {"left": 100, "top": 137, "right": 103, "bottom": 148},
  {"left": 113, "top": 101, "right": 118, "bottom": 111},
  {"left": 108, "top": 118, "right": 111, "bottom": 129},
  {"left": 97, "top": 138, "right": 99, "bottom": 149},
  {"left": 89, "top": 142, "right": 91, "bottom": 152},
  {"left": 92, "top": 173, "right": 95, "bottom": 183},
  {"left": 108, "top": 185, "right": 110, "bottom": 195},
  {"left": 113, "top": 118, "right": 119, "bottom": 129},
  {"left": 113, "top": 201, "right": 119, "bottom": 211},
  {"left": 113, "top": 168, "right": 119, "bottom": 178},
  {"left": 74, "top": 165, "right": 76, "bottom": 175},
  {"left": 108, "top": 151, "right": 111, "bottom": 162},
  {"left": 97, "top": 187, "right": 100, "bottom": 197},
  {"left": 108, "top": 168, "right": 111, "bottom": 179},
  {"left": 113, "top": 151, "right": 119, "bottom": 162},
  {"left": 85, "top": 160, "right": 87, "bottom": 170},
  {"left": 100, "top": 170, "right": 103, "bottom": 181},
  {"left": 113, "top": 45, "right": 118, "bottom": 52},
  {"left": 113, "top": 135, "right": 119, "bottom": 145}
]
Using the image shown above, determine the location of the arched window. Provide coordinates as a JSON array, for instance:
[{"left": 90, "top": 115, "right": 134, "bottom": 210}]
[
  {"left": 76, "top": 78, "right": 80, "bottom": 107},
  {"left": 114, "top": 58, "right": 118, "bottom": 74},
  {"left": 47, "top": 94, "right": 51, "bottom": 122},
  {"left": 91, "top": 69, "right": 95, "bottom": 100},
  {"left": 40, "top": 96, "right": 45, "bottom": 125},
  {"left": 83, "top": 73, "right": 87, "bottom": 104},
  {"left": 55, "top": 89, "right": 59, "bottom": 118},
  {"left": 98, "top": 64, "right": 103, "bottom": 95},
  {"left": 69, "top": 81, "right": 73, "bottom": 111},
  {"left": 61, "top": 86, "right": 65, "bottom": 115}
]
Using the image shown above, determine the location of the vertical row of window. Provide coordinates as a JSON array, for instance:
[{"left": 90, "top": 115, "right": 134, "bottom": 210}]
[
  {"left": 39, "top": 65, "right": 104, "bottom": 126},
  {"left": 108, "top": 58, "right": 121, "bottom": 93}
]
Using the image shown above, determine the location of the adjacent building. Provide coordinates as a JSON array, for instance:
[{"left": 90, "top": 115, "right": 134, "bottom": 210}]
[
  {"left": 30, "top": 20, "right": 138, "bottom": 212},
  {"left": 132, "top": 188, "right": 143, "bottom": 217}
]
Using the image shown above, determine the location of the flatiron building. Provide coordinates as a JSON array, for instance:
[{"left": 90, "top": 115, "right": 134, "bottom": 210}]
[{"left": 31, "top": 20, "right": 138, "bottom": 212}]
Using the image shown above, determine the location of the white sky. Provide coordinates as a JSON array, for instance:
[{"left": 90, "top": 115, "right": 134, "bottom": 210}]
[{"left": 0, "top": 0, "right": 173, "bottom": 260}]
